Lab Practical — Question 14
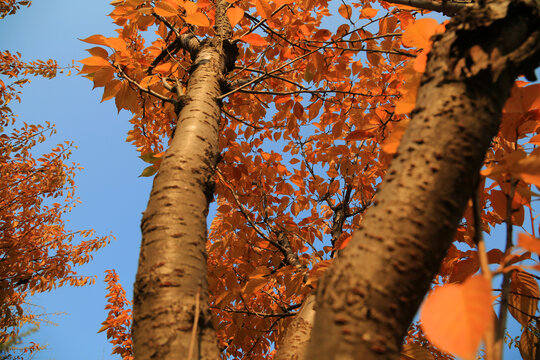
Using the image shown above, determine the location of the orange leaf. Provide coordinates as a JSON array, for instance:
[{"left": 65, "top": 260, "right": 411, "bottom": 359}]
[
  {"left": 338, "top": 4, "right": 352, "bottom": 19},
  {"left": 92, "top": 67, "right": 115, "bottom": 88},
  {"left": 183, "top": 1, "right": 198, "bottom": 15},
  {"left": 243, "top": 277, "right": 267, "bottom": 294},
  {"left": 291, "top": 202, "right": 300, "bottom": 216},
  {"left": 345, "top": 128, "right": 377, "bottom": 141},
  {"left": 101, "top": 79, "right": 122, "bottom": 102},
  {"left": 86, "top": 47, "right": 109, "bottom": 58},
  {"left": 484, "top": 152, "right": 540, "bottom": 187},
  {"left": 504, "top": 83, "right": 540, "bottom": 114},
  {"left": 104, "top": 37, "right": 127, "bottom": 52},
  {"left": 487, "top": 248, "right": 503, "bottom": 264},
  {"left": 80, "top": 56, "right": 111, "bottom": 67},
  {"left": 518, "top": 233, "right": 540, "bottom": 255},
  {"left": 529, "top": 133, "right": 540, "bottom": 145},
  {"left": 154, "top": 62, "right": 173, "bottom": 74},
  {"left": 240, "top": 33, "right": 267, "bottom": 46},
  {"left": 154, "top": 0, "right": 178, "bottom": 17},
  {"left": 140, "top": 75, "right": 160, "bottom": 88},
  {"left": 226, "top": 7, "right": 244, "bottom": 27},
  {"left": 97, "top": 323, "right": 109, "bottom": 333},
  {"left": 293, "top": 102, "right": 304, "bottom": 119},
  {"left": 519, "top": 327, "right": 538, "bottom": 360},
  {"left": 401, "top": 18, "right": 439, "bottom": 49},
  {"left": 449, "top": 257, "right": 479, "bottom": 283},
  {"left": 184, "top": 12, "right": 210, "bottom": 26},
  {"left": 274, "top": 0, "right": 294, "bottom": 5},
  {"left": 255, "top": 0, "right": 272, "bottom": 20},
  {"left": 420, "top": 276, "right": 493, "bottom": 359},
  {"left": 290, "top": 175, "right": 304, "bottom": 187},
  {"left": 489, "top": 189, "right": 524, "bottom": 226},
  {"left": 80, "top": 34, "right": 109, "bottom": 46},
  {"left": 335, "top": 233, "right": 352, "bottom": 250},
  {"left": 361, "top": 8, "right": 378, "bottom": 19},
  {"left": 248, "top": 266, "right": 271, "bottom": 278}
]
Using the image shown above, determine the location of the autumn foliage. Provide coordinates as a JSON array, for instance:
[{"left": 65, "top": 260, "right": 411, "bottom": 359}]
[
  {"left": 75, "top": 0, "right": 540, "bottom": 358},
  {"left": 0, "top": 2, "right": 111, "bottom": 355},
  {"left": 0, "top": 0, "right": 30, "bottom": 19},
  {"left": 99, "top": 270, "right": 133, "bottom": 360}
]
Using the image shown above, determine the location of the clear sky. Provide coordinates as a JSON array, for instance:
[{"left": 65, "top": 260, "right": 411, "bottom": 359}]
[{"left": 0, "top": 0, "right": 531, "bottom": 359}]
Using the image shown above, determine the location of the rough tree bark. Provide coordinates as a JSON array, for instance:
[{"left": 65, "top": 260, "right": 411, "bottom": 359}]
[
  {"left": 274, "top": 290, "right": 316, "bottom": 360},
  {"left": 131, "top": 1, "right": 236, "bottom": 359},
  {"left": 306, "top": 0, "right": 540, "bottom": 358},
  {"left": 384, "top": 0, "right": 475, "bottom": 16}
]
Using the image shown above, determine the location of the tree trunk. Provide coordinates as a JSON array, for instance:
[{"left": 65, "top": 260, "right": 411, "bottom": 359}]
[
  {"left": 306, "top": 0, "right": 540, "bottom": 358},
  {"left": 132, "top": 2, "right": 235, "bottom": 359}
]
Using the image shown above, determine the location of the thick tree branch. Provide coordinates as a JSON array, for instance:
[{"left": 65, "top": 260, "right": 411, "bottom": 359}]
[{"left": 384, "top": 0, "right": 475, "bottom": 16}]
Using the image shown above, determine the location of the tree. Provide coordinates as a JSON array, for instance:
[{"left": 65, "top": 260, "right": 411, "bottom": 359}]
[
  {"left": 82, "top": 0, "right": 540, "bottom": 358},
  {"left": 0, "top": 2, "right": 111, "bottom": 356}
]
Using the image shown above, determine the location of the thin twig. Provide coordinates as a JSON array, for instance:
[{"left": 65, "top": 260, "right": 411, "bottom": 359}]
[
  {"left": 495, "top": 177, "right": 518, "bottom": 360},
  {"left": 473, "top": 185, "right": 491, "bottom": 280},
  {"left": 241, "top": 4, "right": 288, "bottom": 38},
  {"left": 238, "top": 88, "right": 395, "bottom": 97},
  {"left": 214, "top": 306, "right": 297, "bottom": 318},
  {"left": 222, "top": 108, "right": 262, "bottom": 129},
  {"left": 216, "top": 169, "right": 288, "bottom": 253},
  {"left": 115, "top": 66, "right": 175, "bottom": 104},
  {"left": 472, "top": 184, "right": 494, "bottom": 360},
  {"left": 218, "top": 46, "right": 322, "bottom": 99}
]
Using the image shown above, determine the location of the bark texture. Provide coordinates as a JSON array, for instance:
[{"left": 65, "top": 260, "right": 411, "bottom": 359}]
[
  {"left": 132, "top": 2, "right": 234, "bottom": 359},
  {"left": 306, "top": 0, "right": 540, "bottom": 358},
  {"left": 385, "top": 0, "right": 474, "bottom": 16},
  {"left": 274, "top": 294, "right": 316, "bottom": 360}
]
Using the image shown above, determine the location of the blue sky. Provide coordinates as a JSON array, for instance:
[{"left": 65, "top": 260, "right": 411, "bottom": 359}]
[{"left": 0, "top": 0, "right": 532, "bottom": 359}]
